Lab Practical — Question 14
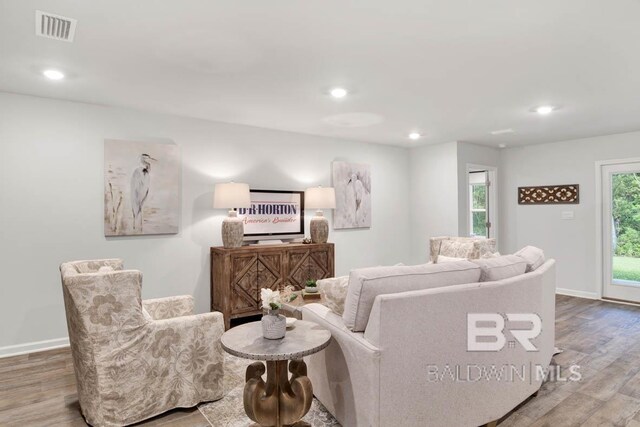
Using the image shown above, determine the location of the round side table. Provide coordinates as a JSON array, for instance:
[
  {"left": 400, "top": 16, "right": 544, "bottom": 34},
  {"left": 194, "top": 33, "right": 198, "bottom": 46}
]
[{"left": 221, "top": 320, "right": 331, "bottom": 427}]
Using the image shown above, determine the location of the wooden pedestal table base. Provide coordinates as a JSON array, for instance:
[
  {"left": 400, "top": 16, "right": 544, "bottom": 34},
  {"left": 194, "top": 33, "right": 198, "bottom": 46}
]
[
  {"left": 244, "top": 359, "right": 313, "bottom": 427},
  {"left": 220, "top": 320, "right": 331, "bottom": 427}
]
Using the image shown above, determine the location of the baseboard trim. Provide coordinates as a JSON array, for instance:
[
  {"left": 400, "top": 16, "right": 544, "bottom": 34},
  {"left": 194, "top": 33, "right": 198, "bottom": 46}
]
[
  {"left": 0, "top": 337, "right": 70, "bottom": 359},
  {"left": 556, "top": 288, "right": 599, "bottom": 300}
]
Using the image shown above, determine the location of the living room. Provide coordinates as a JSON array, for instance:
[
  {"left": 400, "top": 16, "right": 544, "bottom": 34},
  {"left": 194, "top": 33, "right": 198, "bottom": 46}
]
[{"left": 2, "top": 1, "right": 640, "bottom": 426}]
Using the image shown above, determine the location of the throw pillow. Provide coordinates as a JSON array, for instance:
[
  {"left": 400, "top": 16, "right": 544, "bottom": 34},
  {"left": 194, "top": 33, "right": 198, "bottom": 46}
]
[
  {"left": 473, "top": 238, "right": 497, "bottom": 258},
  {"left": 439, "top": 240, "right": 475, "bottom": 258},
  {"left": 471, "top": 255, "right": 527, "bottom": 282},
  {"left": 515, "top": 246, "right": 546, "bottom": 272},
  {"left": 318, "top": 276, "right": 349, "bottom": 316}
]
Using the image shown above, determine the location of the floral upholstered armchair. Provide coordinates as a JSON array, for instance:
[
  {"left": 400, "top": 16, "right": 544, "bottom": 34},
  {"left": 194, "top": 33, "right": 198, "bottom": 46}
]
[
  {"left": 60, "top": 259, "right": 225, "bottom": 427},
  {"left": 429, "top": 236, "right": 497, "bottom": 263}
]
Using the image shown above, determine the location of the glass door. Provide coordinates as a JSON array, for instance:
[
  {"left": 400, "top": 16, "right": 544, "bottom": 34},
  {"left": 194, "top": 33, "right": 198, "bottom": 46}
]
[{"left": 603, "top": 162, "right": 640, "bottom": 302}]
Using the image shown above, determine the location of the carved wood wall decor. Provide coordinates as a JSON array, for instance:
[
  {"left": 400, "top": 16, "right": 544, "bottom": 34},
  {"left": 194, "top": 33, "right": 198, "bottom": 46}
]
[{"left": 518, "top": 184, "right": 580, "bottom": 205}]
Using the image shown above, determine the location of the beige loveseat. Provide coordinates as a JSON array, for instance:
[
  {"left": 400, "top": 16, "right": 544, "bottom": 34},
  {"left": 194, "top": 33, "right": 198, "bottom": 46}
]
[
  {"left": 302, "top": 256, "right": 555, "bottom": 427},
  {"left": 60, "top": 259, "right": 225, "bottom": 427}
]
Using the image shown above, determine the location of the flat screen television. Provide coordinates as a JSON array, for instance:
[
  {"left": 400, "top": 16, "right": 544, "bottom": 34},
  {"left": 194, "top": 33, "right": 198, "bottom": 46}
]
[{"left": 237, "top": 189, "right": 305, "bottom": 241}]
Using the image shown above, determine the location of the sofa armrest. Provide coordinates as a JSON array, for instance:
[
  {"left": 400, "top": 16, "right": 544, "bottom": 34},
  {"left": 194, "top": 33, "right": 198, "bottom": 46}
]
[
  {"left": 301, "top": 303, "right": 381, "bottom": 427},
  {"left": 143, "top": 295, "right": 195, "bottom": 320},
  {"left": 152, "top": 312, "right": 225, "bottom": 348},
  {"left": 302, "top": 303, "right": 380, "bottom": 353},
  {"left": 147, "top": 311, "right": 225, "bottom": 401}
]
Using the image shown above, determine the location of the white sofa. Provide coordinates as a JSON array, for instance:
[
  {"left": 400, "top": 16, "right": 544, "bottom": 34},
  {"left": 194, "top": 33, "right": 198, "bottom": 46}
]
[{"left": 302, "top": 258, "right": 556, "bottom": 427}]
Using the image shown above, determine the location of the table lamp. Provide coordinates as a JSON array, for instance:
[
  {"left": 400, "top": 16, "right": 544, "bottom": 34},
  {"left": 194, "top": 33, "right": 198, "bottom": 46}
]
[
  {"left": 304, "top": 186, "right": 336, "bottom": 243},
  {"left": 213, "top": 182, "right": 251, "bottom": 248}
]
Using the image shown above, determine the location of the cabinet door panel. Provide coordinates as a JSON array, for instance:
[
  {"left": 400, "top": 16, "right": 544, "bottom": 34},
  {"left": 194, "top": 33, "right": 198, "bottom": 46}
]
[
  {"left": 230, "top": 254, "right": 259, "bottom": 314},
  {"left": 286, "top": 249, "right": 311, "bottom": 289},
  {"left": 285, "top": 247, "right": 333, "bottom": 289},
  {"left": 257, "top": 253, "right": 283, "bottom": 292},
  {"left": 309, "top": 250, "right": 332, "bottom": 280}
]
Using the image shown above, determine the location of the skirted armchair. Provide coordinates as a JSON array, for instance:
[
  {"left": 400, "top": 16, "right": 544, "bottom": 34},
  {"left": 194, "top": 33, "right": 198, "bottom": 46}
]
[{"left": 59, "top": 259, "right": 225, "bottom": 427}]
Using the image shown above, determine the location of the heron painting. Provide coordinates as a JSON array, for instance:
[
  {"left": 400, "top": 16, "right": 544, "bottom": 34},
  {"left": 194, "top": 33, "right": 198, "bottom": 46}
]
[
  {"left": 332, "top": 161, "right": 371, "bottom": 229},
  {"left": 104, "top": 139, "right": 180, "bottom": 236}
]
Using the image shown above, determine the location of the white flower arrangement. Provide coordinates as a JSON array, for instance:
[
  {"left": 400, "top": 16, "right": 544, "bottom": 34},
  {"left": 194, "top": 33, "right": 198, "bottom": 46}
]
[{"left": 261, "top": 286, "right": 298, "bottom": 311}]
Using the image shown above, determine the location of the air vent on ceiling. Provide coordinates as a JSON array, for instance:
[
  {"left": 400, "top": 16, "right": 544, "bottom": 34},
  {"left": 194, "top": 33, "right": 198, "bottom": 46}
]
[{"left": 35, "top": 10, "right": 77, "bottom": 42}]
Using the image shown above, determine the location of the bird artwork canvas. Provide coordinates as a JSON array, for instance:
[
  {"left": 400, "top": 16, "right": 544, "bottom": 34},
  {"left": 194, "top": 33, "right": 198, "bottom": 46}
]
[
  {"left": 104, "top": 139, "right": 180, "bottom": 236},
  {"left": 332, "top": 161, "right": 371, "bottom": 229}
]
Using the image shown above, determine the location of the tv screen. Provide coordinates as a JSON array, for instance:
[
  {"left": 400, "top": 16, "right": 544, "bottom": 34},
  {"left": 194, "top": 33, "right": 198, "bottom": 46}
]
[{"left": 237, "top": 190, "right": 305, "bottom": 240}]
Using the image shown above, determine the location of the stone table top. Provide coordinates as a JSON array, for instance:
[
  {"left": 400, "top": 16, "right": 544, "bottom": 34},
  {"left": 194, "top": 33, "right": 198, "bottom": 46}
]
[{"left": 221, "top": 320, "right": 331, "bottom": 361}]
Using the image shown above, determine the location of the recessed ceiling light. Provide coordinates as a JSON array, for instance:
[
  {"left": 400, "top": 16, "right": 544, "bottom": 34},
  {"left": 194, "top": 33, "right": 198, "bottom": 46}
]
[
  {"left": 329, "top": 87, "right": 348, "bottom": 98},
  {"left": 408, "top": 132, "right": 421, "bottom": 140},
  {"left": 43, "top": 69, "right": 64, "bottom": 80},
  {"left": 534, "top": 105, "right": 555, "bottom": 115},
  {"left": 499, "top": 143, "right": 507, "bottom": 149}
]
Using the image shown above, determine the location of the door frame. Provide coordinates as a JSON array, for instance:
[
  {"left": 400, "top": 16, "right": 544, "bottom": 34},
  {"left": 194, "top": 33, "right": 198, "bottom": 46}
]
[
  {"left": 595, "top": 157, "right": 640, "bottom": 300},
  {"left": 465, "top": 164, "right": 498, "bottom": 242}
]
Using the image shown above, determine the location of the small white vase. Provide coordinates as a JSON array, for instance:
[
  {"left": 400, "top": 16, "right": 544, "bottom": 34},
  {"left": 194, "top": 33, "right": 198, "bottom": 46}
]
[
  {"left": 262, "top": 309, "right": 286, "bottom": 339},
  {"left": 305, "top": 286, "right": 318, "bottom": 293}
]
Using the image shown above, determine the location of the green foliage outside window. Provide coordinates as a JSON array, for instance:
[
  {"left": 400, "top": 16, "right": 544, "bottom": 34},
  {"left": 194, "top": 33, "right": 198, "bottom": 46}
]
[
  {"left": 472, "top": 185, "right": 486, "bottom": 210},
  {"left": 471, "top": 184, "right": 487, "bottom": 237},
  {"left": 472, "top": 211, "right": 487, "bottom": 237},
  {"left": 612, "top": 173, "right": 640, "bottom": 257}
]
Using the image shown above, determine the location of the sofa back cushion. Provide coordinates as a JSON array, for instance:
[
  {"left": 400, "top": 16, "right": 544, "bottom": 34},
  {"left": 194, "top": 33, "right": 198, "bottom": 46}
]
[
  {"left": 471, "top": 255, "right": 527, "bottom": 282},
  {"left": 515, "top": 246, "right": 546, "bottom": 272},
  {"left": 342, "top": 261, "right": 481, "bottom": 331}
]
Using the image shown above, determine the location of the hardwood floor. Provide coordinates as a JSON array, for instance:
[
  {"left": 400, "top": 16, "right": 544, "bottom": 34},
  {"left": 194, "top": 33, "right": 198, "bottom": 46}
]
[
  {"left": 2, "top": 295, "right": 640, "bottom": 426},
  {"left": 0, "top": 347, "right": 210, "bottom": 426}
]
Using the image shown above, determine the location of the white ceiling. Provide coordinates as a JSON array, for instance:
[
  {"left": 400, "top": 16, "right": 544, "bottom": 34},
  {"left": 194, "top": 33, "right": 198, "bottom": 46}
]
[{"left": 1, "top": 0, "right": 640, "bottom": 147}]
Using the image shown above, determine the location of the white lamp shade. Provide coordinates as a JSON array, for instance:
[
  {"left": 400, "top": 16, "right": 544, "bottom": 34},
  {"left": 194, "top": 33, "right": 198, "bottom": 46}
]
[
  {"left": 305, "top": 186, "right": 336, "bottom": 209},
  {"left": 213, "top": 182, "right": 251, "bottom": 209}
]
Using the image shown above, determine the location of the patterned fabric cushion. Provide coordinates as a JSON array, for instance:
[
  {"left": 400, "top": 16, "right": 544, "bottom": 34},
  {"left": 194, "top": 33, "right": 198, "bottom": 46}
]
[
  {"left": 471, "top": 255, "right": 527, "bottom": 282},
  {"left": 440, "top": 240, "right": 475, "bottom": 258},
  {"left": 429, "top": 237, "right": 497, "bottom": 262},
  {"left": 143, "top": 295, "right": 195, "bottom": 320},
  {"left": 318, "top": 276, "right": 349, "bottom": 316},
  {"left": 515, "top": 246, "right": 546, "bottom": 272},
  {"left": 473, "top": 239, "right": 497, "bottom": 258}
]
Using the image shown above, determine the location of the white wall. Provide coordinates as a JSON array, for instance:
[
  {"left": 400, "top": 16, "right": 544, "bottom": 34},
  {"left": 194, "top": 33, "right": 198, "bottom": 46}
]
[
  {"left": 0, "top": 92, "right": 411, "bottom": 351},
  {"left": 408, "top": 141, "right": 459, "bottom": 264},
  {"left": 499, "top": 131, "right": 640, "bottom": 297},
  {"left": 456, "top": 142, "right": 500, "bottom": 238}
]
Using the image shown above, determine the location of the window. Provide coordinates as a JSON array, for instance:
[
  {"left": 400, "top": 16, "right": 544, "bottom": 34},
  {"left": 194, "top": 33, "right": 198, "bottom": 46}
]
[{"left": 469, "top": 171, "right": 488, "bottom": 237}]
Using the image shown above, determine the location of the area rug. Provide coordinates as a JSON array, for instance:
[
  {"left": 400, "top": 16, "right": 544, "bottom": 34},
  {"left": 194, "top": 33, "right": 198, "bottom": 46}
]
[{"left": 198, "top": 354, "right": 340, "bottom": 427}]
